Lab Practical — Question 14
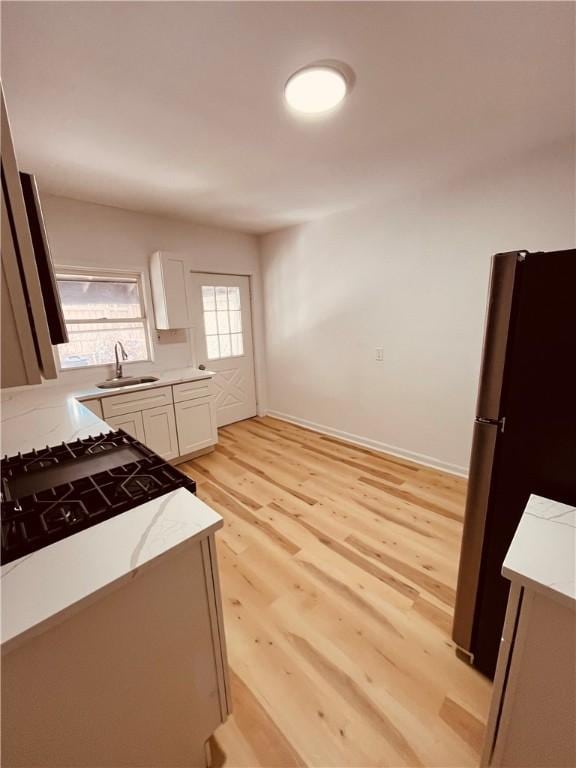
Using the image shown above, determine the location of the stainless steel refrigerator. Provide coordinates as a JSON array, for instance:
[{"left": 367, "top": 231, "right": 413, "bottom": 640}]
[{"left": 453, "top": 248, "right": 576, "bottom": 678}]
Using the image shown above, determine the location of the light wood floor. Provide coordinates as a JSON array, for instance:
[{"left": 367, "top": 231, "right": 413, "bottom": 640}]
[{"left": 181, "top": 416, "right": 491, "bottom": 768}]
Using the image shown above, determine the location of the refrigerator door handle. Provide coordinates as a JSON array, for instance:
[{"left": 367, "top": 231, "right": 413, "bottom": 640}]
[
  {"left": 477, "top": 416, "right": 506, "bottom": 432},
  {"left": 475, "top": 253, "right": 522, "bottom": 421},
  {"left": 453, "top": 419, "right": 499, "bottom": 653}
]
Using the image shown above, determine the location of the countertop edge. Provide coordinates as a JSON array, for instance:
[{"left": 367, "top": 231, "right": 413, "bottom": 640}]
[
  {"left": 501, "top": 563, "right": 576, "bottom": 612},
  {"left": 0, "top": 366, "right": 215, "bottom": 458},
  {"left": 74, "top": 369, "right": 215, "bottom": 402},
  {"left": 502, "top": 494, "right": 576, "bottom": 610},
  {"left": 1, "top": 515, "right": 223, "bottom": 654}
]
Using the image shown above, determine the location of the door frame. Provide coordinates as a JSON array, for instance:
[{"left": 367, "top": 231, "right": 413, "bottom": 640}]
[{"left": 187, "top": 269, "right": 264, "bottom": 419}]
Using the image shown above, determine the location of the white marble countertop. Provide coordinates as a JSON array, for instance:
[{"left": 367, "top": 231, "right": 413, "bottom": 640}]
[
  {"left": 503, "top": 494, "right": 576, "bottom": 610},
  {"left": 72, "top": 366, "right": 215, "bottom": 402},
  {"left": 0, "top": 366, "right": 213, "bottom": 457},
  {"left": 1, "top": 489, "right": 222, "bottom": 652},
  {"left": 0, "top": 366, "right": 220, "bottom": 651}
]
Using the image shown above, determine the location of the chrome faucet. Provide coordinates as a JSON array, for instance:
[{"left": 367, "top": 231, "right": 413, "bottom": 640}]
[{"left": 114, "top": 341, "right": 128, "bottom": 379}]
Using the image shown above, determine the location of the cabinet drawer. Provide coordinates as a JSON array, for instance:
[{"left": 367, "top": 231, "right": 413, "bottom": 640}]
[
  {"left": 173, "top": 379, "right": 211, "bottom": 403},
  {"left": 101, "top": 385, "right": 173, "bottom": 418}
]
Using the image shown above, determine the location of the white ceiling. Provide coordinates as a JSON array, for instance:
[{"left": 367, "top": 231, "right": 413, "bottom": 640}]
[{"left": 2, "top": 1, "right": 574, "bottom": 233}]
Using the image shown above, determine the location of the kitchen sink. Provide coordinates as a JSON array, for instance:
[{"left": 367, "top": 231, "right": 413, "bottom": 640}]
[{"left": 96, "top": 376, "right": 159, "bottom": 389}]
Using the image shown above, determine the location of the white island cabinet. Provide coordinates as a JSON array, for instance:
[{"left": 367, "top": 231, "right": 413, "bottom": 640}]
[
  {"left": 1, "top": 491, "right": 231, "bottom": 768},
  {"left": 481, "top": 495, "right": 576, "bottom": 768}
]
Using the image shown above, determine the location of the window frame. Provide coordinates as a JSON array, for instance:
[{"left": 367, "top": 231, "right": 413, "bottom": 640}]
[{"left": 55, "top": 265, "right": 153, "bottom": 372}]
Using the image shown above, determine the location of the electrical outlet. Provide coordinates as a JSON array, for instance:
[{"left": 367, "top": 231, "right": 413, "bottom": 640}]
[{"left": 375, "top": 347, "right": 384, "bottom": 362}]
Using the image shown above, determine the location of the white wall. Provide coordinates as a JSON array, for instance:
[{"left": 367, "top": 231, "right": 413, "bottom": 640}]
[
  {"left": 260, "top": 139, "right": 575, "bottom": 475},
  {"left": 41, "top": 195, "right": 267, "bottom": 411}
]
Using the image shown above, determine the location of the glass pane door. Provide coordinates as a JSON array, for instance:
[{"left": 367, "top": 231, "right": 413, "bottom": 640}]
[{"left": 201, "top": 285, "right": 244, "bottom": 360}]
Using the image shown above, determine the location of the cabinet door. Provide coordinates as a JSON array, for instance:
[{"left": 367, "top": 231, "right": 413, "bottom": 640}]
[
  {"left": 150, "top": 252, "right": 190, "bottom": 329},
  {"left": 142, "top": 404, "right": 179, "bottom": 460},
  {"left": 106, "top": 411, "right": 145, "bottom": 442},
  {"left": 175, "top": 398, "right": 217, "bottom": 455},
  {"left": 1, "top": 192, "right": 41, "bottom": 387},
  {"left": 1, "top": 87, "right": 57, "bottom": 380}
]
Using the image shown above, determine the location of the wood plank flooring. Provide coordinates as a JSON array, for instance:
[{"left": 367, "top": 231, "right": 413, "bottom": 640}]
[{"left": 181, "top": 416, "right": 491, "bottom": 767}]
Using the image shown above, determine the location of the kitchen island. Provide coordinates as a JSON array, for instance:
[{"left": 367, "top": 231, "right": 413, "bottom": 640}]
[
  {"left": 0, "top": 368, "right": 231, "bottom": 767},
  {"left": 481, "top": 494, "right": 576, "bottom": 767}
]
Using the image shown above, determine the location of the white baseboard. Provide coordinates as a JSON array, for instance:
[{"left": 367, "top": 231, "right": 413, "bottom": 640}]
[{"left": 266, "top": 410, "right": 469, "bottom": 478}]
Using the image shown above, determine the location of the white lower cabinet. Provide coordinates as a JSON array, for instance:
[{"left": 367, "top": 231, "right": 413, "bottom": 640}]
[
  {"left": 142, "top": 404, "right": 179, "bottom": 460},
  {"left": 85, "top": 378, "right": 218, "bottom": 461},
  {"left": 175, "top": 398, "right": 217, "bottom": 455},
  {"left": 106, "top": 411, "right": 145, "bottom": 442},
  {"left": 106, "top": 406, "right": 179, "bottom": 461}
]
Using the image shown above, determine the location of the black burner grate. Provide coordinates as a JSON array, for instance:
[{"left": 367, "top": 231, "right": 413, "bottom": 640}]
[{"left": 1, "top": 431, "right": 196, "bottom": 565}]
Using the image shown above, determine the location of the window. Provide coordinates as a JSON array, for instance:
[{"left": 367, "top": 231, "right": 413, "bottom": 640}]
[
  {"left": 202, "top": 285, "right": 244, "bottom": 360},
  {"left": 56, "top": 270, "right": 151, "bottom": 369}
]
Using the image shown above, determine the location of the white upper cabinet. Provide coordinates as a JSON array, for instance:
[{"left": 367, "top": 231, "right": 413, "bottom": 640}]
[{"left": 149, "top": 251, "right": 191, "bottom": 329}]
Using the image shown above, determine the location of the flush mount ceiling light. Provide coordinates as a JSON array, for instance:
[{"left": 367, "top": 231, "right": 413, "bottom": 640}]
[{"left": 284, "top": 65, "right": 349, "bottom": 115}]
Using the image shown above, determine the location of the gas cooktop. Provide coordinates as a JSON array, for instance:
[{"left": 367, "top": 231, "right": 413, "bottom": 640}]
[{"left": 1, "top": 431, "right": 196, "bottom": 565}]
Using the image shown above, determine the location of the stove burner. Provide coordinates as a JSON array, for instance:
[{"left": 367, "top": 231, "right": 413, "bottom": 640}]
[
  {"left": 27, "top": 457, "right": 58, "bottom": 470},
  {"left": 87, "top": 442, "right": 116, "bottom": 454},
  {"left": 122, "top": 476, "right": 160, "bottom": 496},
  {"left": 43, "top": 502, "right": 87, "bottom": 530},
  {"left": 1, "top": 430, "right": 196, "bottom": 564}
]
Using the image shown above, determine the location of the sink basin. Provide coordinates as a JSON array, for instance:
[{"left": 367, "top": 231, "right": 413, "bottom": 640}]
[{"left": 96, "top": 376, "right": 159, "bottom": 389}]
